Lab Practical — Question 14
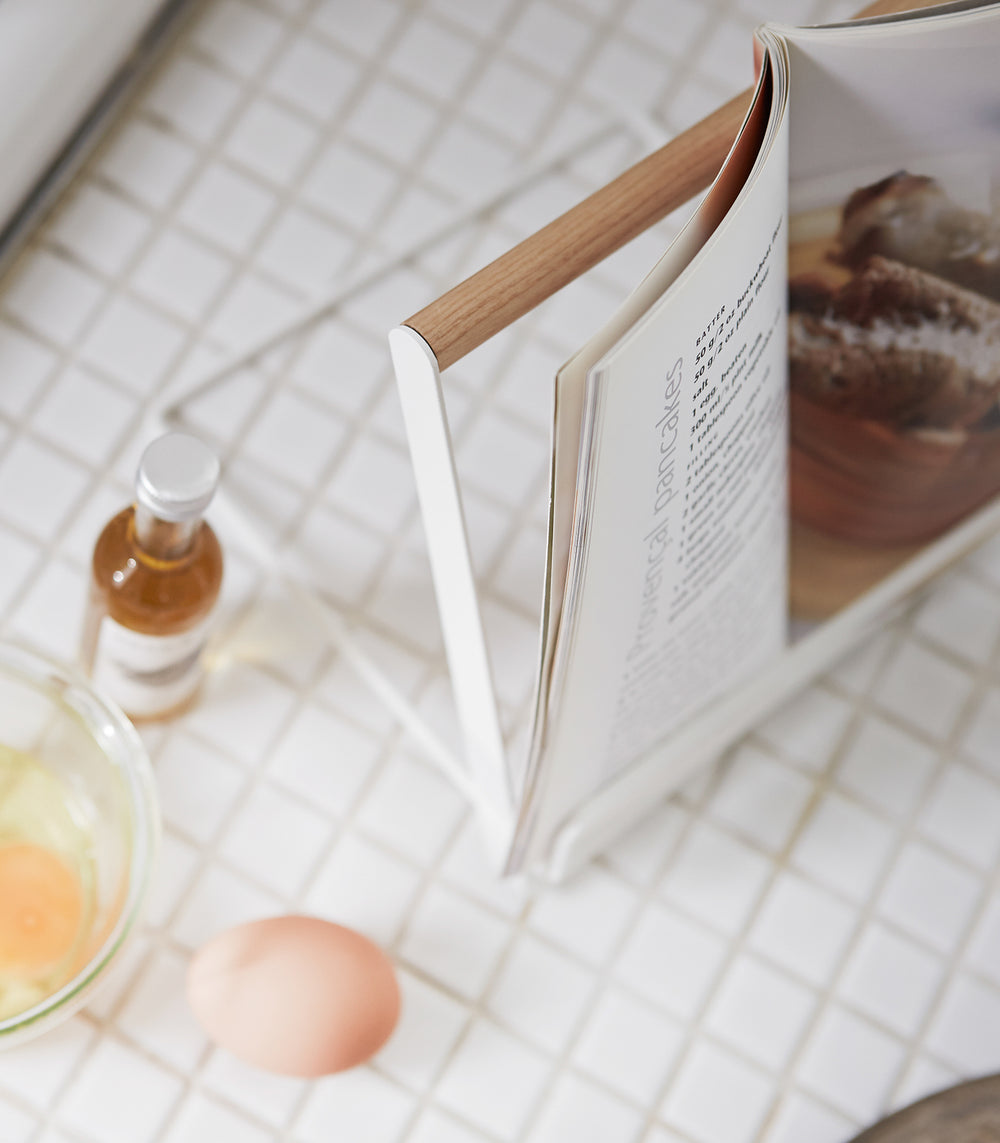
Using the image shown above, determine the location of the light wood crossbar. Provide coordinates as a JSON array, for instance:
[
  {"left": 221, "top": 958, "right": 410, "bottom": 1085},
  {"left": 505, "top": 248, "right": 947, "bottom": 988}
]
[{"left": 404, "top": 0, "right": 945, "bottom": 370}]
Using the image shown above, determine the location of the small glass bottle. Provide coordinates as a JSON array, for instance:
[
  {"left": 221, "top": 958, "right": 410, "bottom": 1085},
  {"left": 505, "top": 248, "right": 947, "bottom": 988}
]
[{"left": 81, "top": 432, "right": 224, "bottom": 721}]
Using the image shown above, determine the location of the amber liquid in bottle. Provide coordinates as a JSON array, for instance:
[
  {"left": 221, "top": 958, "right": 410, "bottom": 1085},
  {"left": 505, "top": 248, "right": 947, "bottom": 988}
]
[{"left": 81, "top": 505, "right": 223, "bottom": 720}]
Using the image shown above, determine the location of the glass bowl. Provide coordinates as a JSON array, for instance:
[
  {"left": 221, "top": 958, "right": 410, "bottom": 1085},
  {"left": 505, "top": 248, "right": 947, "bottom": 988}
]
[{"left": 0, "top": 640, "right": 159, "bottom": 1048}]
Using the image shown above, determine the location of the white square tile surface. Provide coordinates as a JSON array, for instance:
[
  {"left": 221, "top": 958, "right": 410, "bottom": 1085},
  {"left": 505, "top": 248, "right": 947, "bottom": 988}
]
[
  {"left": 434, "top": 1019, "right": 551, "bottom": 1142},
  {"left": 97, "top": 119, "right": 198, "bottom": 210},
  {"left": 305, "top": 831, "right": 422, "bottom": 946},
  {"left": 525, "top": 1072, "right": 644, "bottom": 1143},
  {"left": 662, "top": 1040, "right": 774, "bottom": 1143},
  {"left": 572, "top": 986, "right": 685, "bottom": 1106},
  {"left": 143, "top": 50, "right": 243, "bottom": 141},
  {"left": 615, "top": 905, "right": 727, "bottom": 1021},
  {"left": 56, "top": 1037, "right": 183, "bottom": 1143},
  {"left": 4, "top": 4, "right": 1000, "bottom": 1143},
  {"left": 161, "top": 1092, "right": 275, "bottom": 1143},
  {"left": 48, "top": 185, "right": 152, "bottom": 278},
  {"left": 704, "top": 954, "right": 816, "bottom": 1071},
  {"left": 486, "top": 933, "right": 596, "bottom": 1054},
  {"left": 923, "top": 975, "right": 1000, "bottom": 1073},
  {"left": 3, "top": 251, "right": 104, "bottom": 343},
  {"left": 291, "top": 1067, "right": 415, "bottom": 1143},
  {"left": 399, "top": 883, "right": 512, "bottom": 1001},
  {"left": 796, "top": 1006, "right": 906, "bottom": 1123},
  {"left": 376, "top": 970, "right": 470, "bottom": 1093},
  {"left": 838, "top": 923, "right": 943, "bottom": 1039},
  {"left": 114, "top": 948, "right": 208, "bottom": 1073}
]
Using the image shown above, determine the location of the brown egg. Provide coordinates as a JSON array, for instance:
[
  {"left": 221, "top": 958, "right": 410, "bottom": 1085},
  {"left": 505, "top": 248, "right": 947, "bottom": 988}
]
[{"left": 186, "top": 915, "right": 401, "bottom": 1078}]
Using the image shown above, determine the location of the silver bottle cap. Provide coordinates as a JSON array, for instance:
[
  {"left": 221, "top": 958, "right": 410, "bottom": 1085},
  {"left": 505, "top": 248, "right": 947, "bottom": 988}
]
[{"left": 135, "top": 432, "right": 220, "bottom": 523}]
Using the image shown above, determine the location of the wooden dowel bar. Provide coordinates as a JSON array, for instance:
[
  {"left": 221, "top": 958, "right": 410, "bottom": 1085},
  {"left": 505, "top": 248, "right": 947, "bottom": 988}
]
[
  {"left": 406, "top": 92, "right": 748, "bottom": 371},
  {"left": 404, "top": 0, "right": 945, "bottom": 370}
]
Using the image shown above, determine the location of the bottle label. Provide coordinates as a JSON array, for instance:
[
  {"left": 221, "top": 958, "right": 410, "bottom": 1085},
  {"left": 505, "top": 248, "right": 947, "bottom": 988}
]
[{"left": 91, "top": 615, "right": 211, "bottom": 718}]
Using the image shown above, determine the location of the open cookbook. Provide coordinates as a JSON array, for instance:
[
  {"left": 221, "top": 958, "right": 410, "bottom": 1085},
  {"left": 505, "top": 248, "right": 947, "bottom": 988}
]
[{"left": 387, "top": 0, "right": 1000, "bottom": 877}]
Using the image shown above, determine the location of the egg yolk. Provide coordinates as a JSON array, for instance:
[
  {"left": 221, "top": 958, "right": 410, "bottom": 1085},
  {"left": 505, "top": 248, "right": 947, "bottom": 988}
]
[{"left": 0, "top": 843, "right": 83, "bottom": 975}]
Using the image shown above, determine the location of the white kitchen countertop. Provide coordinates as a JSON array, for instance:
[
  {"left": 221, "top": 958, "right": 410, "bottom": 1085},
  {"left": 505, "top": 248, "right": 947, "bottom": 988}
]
[{"left": 2, "top": 1, "right": 1000, "bottom": 1141}]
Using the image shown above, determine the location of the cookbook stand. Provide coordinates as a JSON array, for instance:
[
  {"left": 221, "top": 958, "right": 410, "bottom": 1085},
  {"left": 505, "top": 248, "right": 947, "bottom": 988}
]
[{"left": 159, "top": 0, "right": 944, "bottom": 880}]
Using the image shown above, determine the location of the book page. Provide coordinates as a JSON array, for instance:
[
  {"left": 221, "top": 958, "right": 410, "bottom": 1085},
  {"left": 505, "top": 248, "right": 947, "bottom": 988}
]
[
  {"left": 519, "top": 65, "right": 778, "bottom": 815},
  {"left": 512, "top": 53, "right": 791, "bottom": 866}
]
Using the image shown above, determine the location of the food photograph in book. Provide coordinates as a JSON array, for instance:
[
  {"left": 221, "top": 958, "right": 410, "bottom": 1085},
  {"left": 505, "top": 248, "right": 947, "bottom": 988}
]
[
  {"left": 787, "top": 149, "right": 1000, "bottom": 618},
  {"left": 752, "top": 2, "right": 1000, "bottom": 628}
]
